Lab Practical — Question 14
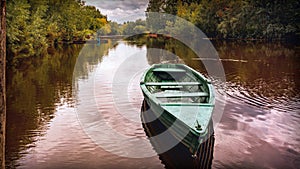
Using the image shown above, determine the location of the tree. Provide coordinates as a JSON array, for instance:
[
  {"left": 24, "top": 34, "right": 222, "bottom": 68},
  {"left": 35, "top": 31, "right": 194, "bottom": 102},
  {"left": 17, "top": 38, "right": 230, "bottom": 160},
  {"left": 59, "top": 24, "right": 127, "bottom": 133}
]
[
  {"left": 109, "top": 22, "right": 121, "bottom": 35},
  {"left": 146, "top": 0, "right": 300, "bottom": 39},
  {"left": 6, "top": 0, "right": 108, "bottom": 60},
  {"left": 0, "top": 0, "right": 6, "bottom": 168},
  {"left": 97, "top": 24, "right": 111, "bottom": 35},
  {"left": 6, "top": 0, "right": 31, "bottom": 56}
]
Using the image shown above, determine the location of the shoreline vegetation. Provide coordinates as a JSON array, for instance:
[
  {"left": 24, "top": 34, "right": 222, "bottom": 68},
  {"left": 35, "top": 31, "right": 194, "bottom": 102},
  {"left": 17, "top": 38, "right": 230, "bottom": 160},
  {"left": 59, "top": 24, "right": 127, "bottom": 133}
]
[
  {"left": 7, "top": 0, "right": 107, "bottom": 61},
  {"left": 6, "top": 0, "right": 299, "bottom": 64}
]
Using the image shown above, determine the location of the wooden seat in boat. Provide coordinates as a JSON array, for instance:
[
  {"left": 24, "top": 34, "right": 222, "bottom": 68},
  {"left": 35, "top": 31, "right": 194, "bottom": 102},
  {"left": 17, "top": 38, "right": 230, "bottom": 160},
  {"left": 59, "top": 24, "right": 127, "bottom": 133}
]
[{"left": 154, "top": 92, "right": 208, "bottom": 98}]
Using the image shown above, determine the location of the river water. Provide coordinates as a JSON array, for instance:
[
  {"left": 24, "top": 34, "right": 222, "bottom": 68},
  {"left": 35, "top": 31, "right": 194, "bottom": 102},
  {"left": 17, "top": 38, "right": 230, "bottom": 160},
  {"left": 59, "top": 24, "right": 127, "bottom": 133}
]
[{"left": 6, "top": 38, "right": 300, "bottom": 168}]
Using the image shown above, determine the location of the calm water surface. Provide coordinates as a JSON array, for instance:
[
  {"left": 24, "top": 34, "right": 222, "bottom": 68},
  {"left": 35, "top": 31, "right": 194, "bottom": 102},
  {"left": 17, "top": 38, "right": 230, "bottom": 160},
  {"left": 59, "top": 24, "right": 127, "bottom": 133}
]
[{"left": 6, "top": 39, "right": 300, "bottom": 168}]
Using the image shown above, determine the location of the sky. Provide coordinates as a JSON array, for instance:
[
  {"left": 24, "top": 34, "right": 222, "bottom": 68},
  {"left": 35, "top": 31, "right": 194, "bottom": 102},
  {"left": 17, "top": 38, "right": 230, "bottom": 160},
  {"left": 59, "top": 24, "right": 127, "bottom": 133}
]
[{"left": 84, "top": 0, "right": 149, "bottom": 23}]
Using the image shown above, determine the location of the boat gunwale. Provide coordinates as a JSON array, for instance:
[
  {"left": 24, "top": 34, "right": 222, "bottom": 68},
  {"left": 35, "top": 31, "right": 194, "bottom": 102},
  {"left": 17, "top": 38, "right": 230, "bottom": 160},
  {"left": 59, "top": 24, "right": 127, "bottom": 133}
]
[
  {"left": 140, "top": 64, "right": 214, "bottom": 104},
  {"left": 144, "top": 82, "right": 203, "bottom": 86},
  {"left": 140, "top": 64, "right": 215, "bottom": 135}
]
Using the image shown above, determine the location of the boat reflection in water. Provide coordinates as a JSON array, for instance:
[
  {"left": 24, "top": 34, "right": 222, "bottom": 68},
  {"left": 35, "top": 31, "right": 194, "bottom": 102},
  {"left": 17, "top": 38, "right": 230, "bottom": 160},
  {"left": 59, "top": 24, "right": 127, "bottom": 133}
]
[{"left": 141, "top": 100, "right": 215, "bottom": 169}]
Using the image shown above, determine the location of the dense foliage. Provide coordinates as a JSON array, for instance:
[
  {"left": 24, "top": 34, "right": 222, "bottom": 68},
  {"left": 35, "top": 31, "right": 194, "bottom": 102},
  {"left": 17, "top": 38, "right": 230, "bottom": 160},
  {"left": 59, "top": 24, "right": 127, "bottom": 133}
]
[
  {"left": 97, "top": 19, "right": 147, "bottom": 36},
  {"left": 7, "top": 0, "right": 107, "bottom": 59},
  {"left": 6, "top": 0, "right": 299, "bottom": 61},
  {"left": 146, "top": 0, "right": 300, "bottom": 40}
]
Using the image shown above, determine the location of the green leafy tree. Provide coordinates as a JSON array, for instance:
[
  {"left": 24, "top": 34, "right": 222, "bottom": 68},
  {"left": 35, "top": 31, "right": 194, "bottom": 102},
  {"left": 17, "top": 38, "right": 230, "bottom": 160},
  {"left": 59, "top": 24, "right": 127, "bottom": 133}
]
[
  {"left": 147, "top": 0, "right": 300, "bottom": 40},
  {"left": 7, "top": 0, "right": 108, "bottom": 60},
  {"left": 7, "top": 0, "right": 31, "bottom": 56},
  {"left": 109, "top": 22, "right": 121, "bottom": 35}
]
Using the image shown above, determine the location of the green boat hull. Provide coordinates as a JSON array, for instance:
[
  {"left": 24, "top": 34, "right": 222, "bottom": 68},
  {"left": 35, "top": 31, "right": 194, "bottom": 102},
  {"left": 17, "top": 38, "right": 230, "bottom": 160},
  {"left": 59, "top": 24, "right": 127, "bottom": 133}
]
[
  {"left": 143, "top": 96, "right": 208, "bottom": 154},
  {"left": 140, "top": 64, "right": 215, "bottom": 155}
]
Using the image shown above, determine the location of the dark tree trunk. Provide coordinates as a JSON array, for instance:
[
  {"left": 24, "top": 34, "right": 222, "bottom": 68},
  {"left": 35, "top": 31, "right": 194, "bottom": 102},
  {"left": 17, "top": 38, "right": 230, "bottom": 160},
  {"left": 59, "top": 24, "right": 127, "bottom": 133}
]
[{"left": 0, "top": 0, "right": 6, "bottom": 168}]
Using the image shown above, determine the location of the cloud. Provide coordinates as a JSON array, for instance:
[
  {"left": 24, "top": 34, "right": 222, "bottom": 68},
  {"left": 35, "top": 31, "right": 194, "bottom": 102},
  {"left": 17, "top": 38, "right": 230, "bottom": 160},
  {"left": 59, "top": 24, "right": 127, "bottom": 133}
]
[{"left": 84, "top": 0, "right": 148, "bottom": 23}]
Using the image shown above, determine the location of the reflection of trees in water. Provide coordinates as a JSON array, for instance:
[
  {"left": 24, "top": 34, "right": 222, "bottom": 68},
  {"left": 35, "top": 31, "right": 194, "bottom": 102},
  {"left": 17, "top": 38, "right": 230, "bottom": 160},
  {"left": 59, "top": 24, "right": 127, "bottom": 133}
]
[
  {"left": 126, "top": 36, "right": 207, "bottom": 72},
  {"left": 213, "top": 41, "right": 300, "bottom": 100},
  {"left": 6, "top": 44, "right": 81, "bottom": 168},
  {"left": 128, "top": 36, "right": 299, "bottom": 102},
  {"left": 146, "top": 47, "right": 182, "bottom": 65},
  {"left": 73, "top": 39, "right": 118, "bottom": 80},
  {"left": 141, "top": 100, "right": 215, "bottom": 169},
  {"left": 5, "top": 41, "right": 114, "bottom": 168}
]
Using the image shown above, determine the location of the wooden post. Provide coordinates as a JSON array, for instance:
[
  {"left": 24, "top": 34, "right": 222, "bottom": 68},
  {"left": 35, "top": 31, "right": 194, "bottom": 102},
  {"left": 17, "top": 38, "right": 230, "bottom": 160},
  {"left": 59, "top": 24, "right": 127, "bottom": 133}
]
[{"left": 0, "top": 0, "right": 6, "bottom": 168}]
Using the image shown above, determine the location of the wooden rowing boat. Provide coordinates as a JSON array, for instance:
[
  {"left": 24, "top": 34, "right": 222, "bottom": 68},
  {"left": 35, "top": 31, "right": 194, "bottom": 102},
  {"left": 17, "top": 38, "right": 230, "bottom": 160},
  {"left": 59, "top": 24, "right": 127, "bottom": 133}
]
[
  {"left": 141, "top": 100, "right": 215, "bottom": 167},
  {"left": 140, "top": 64, "right": 215, "bottom": 155}
]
